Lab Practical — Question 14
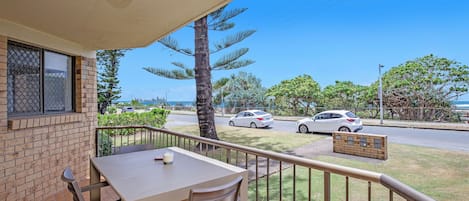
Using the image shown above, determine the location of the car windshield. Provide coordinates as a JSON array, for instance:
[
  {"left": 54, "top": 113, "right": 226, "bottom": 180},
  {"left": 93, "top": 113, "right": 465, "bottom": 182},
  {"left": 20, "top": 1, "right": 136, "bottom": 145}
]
[
  {"left": 345, "top": 112, "right": 357, "bottom": 118},
  {"left": 254, "top": 111, "right": 267, "bottom": 115}
]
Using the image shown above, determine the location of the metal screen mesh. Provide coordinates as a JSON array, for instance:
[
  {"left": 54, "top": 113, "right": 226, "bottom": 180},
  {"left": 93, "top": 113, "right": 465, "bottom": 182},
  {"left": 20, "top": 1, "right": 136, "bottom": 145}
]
[
  {"left": 7, "top": 42, "right": 41, "bottom": 115},
  {"left": 44, "top": 71, "right": 66, "bottom": 112}
]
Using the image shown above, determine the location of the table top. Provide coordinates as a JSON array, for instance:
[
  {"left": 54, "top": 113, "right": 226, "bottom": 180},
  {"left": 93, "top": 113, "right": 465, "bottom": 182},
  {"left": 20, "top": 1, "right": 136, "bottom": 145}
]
[{"left": 91, "top": 147, "right": 247, "bottom": 201}]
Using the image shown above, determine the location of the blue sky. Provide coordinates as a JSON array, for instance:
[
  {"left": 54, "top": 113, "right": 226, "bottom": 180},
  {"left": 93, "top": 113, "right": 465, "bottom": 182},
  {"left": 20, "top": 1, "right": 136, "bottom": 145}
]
[{"left": 118, "top": 0, "right": 469, "bottom": 101}]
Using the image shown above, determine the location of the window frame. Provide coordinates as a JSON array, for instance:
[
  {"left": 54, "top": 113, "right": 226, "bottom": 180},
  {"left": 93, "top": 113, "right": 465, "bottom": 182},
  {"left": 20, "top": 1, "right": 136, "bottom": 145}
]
[{"left": 7, "top": 40, "right": 76, "bottom": 117}]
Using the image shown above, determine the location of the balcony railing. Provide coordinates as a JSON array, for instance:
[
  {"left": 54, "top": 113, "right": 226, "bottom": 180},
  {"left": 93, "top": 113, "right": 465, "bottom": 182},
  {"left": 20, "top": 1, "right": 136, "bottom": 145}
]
[{"left": 96, "top": 126, "right": 435, "bottom": 201}]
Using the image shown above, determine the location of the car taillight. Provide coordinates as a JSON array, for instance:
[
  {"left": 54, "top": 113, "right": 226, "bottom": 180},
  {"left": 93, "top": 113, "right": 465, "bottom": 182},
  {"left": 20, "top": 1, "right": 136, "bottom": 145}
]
[
  {"left": 257, "top": 117, "right": 264, "bottom": 121},
  {"left": 346, "top": 118, "right": 355, "bottom": 122}
]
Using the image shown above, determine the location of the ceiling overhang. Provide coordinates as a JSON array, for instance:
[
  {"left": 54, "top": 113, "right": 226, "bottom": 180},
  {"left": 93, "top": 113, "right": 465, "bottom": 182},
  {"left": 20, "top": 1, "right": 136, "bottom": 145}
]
[{"left": 0, "top": 0, "right": 231, "bottom": 50}]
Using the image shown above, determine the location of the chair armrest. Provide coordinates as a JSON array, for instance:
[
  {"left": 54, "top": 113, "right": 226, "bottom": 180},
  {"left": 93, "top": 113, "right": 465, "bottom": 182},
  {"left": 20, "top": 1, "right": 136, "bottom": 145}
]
[{"left": 81, "top": 181, "right": 109, "bottom": 192}]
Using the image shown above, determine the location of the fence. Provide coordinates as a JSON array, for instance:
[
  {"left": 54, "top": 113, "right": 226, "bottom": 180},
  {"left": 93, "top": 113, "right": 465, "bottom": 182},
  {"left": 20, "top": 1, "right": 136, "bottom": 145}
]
[{"left": 96, "top": 126, "right": 435, "bottom": 201}]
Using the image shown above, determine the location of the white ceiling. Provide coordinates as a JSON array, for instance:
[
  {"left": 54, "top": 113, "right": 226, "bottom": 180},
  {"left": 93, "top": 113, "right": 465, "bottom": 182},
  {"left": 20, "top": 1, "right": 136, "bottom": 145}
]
[{"left": 0, "top": 0, "right": 230, "bottom": 50}]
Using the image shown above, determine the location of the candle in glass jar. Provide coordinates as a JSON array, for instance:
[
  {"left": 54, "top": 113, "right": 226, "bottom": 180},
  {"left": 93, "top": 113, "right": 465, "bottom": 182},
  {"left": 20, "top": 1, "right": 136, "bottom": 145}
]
[{"left": 163, "top": 152, "right": 174, "bottom": 164}]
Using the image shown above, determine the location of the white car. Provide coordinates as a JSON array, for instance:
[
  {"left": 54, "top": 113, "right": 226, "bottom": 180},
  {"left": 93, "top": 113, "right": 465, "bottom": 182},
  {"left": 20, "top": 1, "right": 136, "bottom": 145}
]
[
  {"left": 229, "top": 110, "right": 274, "bottom": 128},
  {"left": 297, "top": 110, "right": 363, "bottom": 133}
]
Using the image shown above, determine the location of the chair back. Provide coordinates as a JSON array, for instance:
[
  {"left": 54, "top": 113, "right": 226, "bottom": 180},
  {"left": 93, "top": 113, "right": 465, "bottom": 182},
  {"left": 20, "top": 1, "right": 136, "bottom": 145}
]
[
  {"left": 113, "top": 144, "right": 155, "bottom": 155},
  {"left": 188, "top": 176, "right": 243, "bottom": 201},
  {"left": 61, "top": 166, "right": 86, "bottom": 201}
]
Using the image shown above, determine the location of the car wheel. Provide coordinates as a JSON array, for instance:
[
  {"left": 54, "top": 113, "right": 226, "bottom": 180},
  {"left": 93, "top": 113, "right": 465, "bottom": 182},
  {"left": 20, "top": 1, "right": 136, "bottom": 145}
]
[
  {"left": 229, "top": 121, "right": 235, "bottom": 126},
  {"left": 338, "top": 126, "right": 351, "bottom": 132},
  {"left": 299, "top": 124, "right": 309, "bottom": 133},
  {"left": 250, "top": 122, "right": 257, "bottom": 128}
]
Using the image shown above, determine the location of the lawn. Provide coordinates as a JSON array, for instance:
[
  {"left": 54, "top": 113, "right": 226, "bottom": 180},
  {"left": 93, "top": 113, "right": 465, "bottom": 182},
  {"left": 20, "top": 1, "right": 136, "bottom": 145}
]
[
  {"left": 170, "top": 125, "right": 469, "bottom": 201},
  {"left": 171, "top": 125, "right": 324, "bottom": 152}
]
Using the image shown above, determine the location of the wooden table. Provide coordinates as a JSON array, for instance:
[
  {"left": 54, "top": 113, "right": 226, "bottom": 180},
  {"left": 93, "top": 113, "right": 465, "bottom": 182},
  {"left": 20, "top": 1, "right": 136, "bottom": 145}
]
[{"left": 90, "top": 147, "right": 248, "bottom": 201}]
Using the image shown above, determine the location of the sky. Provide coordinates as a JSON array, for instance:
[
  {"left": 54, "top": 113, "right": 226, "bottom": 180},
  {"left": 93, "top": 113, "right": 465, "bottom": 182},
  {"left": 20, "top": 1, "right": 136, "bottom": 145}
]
[{"left": 117, "top": 0, "right": 469, "bottom": 101}]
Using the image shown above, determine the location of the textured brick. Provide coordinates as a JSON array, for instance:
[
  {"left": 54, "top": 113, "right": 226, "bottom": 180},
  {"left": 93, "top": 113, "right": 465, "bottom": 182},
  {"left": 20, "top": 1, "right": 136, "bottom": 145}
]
[{"left": 333, "top": 132, "right": 388, "bottom": 160}]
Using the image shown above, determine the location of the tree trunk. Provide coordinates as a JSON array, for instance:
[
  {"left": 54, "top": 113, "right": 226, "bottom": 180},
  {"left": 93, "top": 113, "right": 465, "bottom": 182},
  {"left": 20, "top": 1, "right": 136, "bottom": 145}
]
[{"left": 194, "top": 17, "right": 219, "bottom": 140}]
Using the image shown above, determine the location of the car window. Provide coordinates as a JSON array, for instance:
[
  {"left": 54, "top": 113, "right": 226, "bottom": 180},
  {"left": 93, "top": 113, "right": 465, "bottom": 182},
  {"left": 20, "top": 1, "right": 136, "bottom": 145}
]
[
  {"left": 254, "top": 111, "right": 267, "bottom": 115},
  {"left": 331, "top": 113, "right": 343, "bottom": 118},
  {"left": 345, "top": 112, "right": 357, "bottom": 118},
  {"left": 245, "top": 112, "right": 254, "bottom": 117},
  {"left": 236, "top": 112, "right": 244, "bottom": 118},
  {"left": 315, "top": 113, "right": 330, "bottom": 120}
]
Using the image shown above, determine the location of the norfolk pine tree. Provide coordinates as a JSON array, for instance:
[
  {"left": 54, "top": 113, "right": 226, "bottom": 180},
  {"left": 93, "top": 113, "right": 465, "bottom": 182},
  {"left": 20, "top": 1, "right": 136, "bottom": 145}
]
[
  {"left": 97, "top": 49, "right": 128, "bottom": 114},
  {"left": 144, "top": 6, "right": 255, "bottom": 139}
]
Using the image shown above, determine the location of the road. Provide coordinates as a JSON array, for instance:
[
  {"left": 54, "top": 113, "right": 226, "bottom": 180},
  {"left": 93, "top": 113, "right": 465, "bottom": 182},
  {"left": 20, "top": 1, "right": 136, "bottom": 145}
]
[{"left": 166, "top": 114, "right": 469, "bottom": 152}]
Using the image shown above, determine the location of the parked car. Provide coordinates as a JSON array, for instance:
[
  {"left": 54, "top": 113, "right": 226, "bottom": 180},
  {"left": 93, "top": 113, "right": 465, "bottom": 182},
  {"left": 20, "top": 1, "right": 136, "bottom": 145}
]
[
  {"left": 296, "top": 110, "right": 362, "bottom": 133},
  {"left": 229, "top": 110, "right": 274, "bottom": 128},
  {"left": 121, "top": 106, "right": 135, "bottom": 113}
]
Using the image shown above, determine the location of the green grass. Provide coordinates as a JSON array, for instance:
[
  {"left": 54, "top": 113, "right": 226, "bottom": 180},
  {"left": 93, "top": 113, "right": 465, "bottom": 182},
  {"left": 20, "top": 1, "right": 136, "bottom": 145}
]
[
  {"left": 171, "top": 125, "right": 324, "bottom": 152},
  {"left": 316, "top": 144, "right": 469, "bottom": 201},
  {"left": 170, "top": 125, "right": 469, "bottom": 201}
]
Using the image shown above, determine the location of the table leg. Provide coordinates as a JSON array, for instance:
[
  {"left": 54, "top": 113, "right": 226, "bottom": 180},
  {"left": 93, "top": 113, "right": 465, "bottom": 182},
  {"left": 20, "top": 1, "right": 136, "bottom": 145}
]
[{"left": 90, "top": 162, "right": 101, "bottom": 201}]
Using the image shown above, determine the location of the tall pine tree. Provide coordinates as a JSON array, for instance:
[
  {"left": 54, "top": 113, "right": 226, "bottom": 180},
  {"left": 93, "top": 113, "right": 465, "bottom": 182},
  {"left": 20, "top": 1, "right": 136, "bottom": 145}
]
[
  {"left": 97, "top": 49, "right": 128, "bottom": 114},
  {"left": 144, "top": 6, "right": 255, "bottom": 139}
]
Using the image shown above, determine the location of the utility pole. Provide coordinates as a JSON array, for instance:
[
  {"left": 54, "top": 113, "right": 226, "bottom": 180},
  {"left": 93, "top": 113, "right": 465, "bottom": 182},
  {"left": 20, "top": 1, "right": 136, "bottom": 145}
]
[{"left": 379, "top": 64, "right": 384, "bottom": 125}]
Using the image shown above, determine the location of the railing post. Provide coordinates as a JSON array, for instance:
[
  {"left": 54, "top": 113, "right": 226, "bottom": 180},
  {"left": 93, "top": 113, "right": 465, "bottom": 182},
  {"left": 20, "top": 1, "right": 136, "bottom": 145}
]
[
  {"left": 95, "top": 128, "right": 99, "bottom": 157},
  {"left": 226, "top": 149, "right": 231, "bottom": 164},
  {"left": 324, "top": 171, "right": 331, "bottom": 201}
]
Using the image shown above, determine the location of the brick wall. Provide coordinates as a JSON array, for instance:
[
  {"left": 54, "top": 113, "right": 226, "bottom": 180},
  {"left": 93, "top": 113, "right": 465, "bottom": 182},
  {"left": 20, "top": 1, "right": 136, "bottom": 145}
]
[
  {"left": 0, "top": 35, "right": 98, "bottom": 200},
  {"left": 333, "top": 131, "right": 388, "bottom": 160}
]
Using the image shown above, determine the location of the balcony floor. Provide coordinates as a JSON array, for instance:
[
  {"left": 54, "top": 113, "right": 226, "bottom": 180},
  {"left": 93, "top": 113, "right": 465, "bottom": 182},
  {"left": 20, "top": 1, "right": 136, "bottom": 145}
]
[{"left": 50, "top": 180, "right": 120, "bottom": 201}]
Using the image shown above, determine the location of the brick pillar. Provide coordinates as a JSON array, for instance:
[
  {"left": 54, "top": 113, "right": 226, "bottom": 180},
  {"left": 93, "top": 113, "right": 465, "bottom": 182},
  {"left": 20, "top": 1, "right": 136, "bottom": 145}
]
[{"left": 0, "top": 35, "right": 10, "bottom": 200}]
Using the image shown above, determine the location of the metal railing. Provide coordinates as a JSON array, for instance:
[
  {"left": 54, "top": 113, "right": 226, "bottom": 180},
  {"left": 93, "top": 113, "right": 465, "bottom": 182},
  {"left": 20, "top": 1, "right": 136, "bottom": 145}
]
[{"left": 96, "top": 126, "right": 435, "bottom": 201}]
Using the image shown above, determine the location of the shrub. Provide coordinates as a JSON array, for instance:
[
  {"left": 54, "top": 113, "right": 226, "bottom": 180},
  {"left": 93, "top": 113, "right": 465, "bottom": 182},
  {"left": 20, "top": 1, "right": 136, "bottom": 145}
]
[
  {"left": 97, "top": 109, "right": 170, "bottom": 155},
  {"left": 98, "top": 108, "right": 170, "bottom": 129}
]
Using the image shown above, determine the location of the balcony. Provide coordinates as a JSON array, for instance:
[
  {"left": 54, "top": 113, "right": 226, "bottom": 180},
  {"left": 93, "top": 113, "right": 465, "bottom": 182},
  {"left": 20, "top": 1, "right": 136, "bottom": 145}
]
[{"left": 94, "top": 126, "right": 435, "bottom": 201}]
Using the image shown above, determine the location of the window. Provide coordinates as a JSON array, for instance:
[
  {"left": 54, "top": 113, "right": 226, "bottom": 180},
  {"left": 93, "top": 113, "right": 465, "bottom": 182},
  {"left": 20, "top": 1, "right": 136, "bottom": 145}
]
[
  {"left": 315, "top": 113, "right": 330, "bottom": 120},
  {"left": 345, "top": 112, "right": 357, "bottom": 118},
  {"left": 347, "top": 136, "right": 354, "bottom": 145},
  {"left": 7, "top": 41, "right": 74, "bottom": 116},
  {"left": 374, "top": 139, "right": 382, "bottom": 149},
  {"left": 360, "top": 137, "right": 368, "bottom": 147},
  {"left": 254, "top": 111, "right": 267, "bottom": 115},
  {"left": 331, "top": 113, "right": 343, "bottom": 118}
]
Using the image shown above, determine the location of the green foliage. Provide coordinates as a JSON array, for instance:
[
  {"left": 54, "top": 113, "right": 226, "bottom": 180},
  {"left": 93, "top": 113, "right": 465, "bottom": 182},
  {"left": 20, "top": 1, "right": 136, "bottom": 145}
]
[
  {"left": 378, "top": 54, "right": 468, "bottom": 121},
  {"left": 106, "top": 106, "right": 117, "bottom": 114},
  {"left": 321, "top": 81, "right": 368, "bottom": 111},
  {"left": 266, "top": 74, "right": 321, "bottom": 115},
  {"left": 130, "top": 99, "right": 143, "bottom": 106},
  {"left": 98, "top": 108, "right": 170, "bottom": 132},
  {"left": 97, "top": 108, "right": 170, "bottom": 155},
  {"left": 97, "top": 49, "right": 128, "bottom": 114},
  {"left": 213, "top": 72, "right": 266, "bottom": 112},
  {"left": 143, "top": 6, "right": 255, "bottom": 80}
]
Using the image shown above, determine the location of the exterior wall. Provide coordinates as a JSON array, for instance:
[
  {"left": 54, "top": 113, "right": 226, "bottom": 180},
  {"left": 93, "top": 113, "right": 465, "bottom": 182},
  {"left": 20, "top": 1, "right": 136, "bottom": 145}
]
[
  {"left": 0, "top": 34, "right": 98, "bottom": 200},
  {"left": 333, "top": 131, "right": 388, "bottom": 160}
]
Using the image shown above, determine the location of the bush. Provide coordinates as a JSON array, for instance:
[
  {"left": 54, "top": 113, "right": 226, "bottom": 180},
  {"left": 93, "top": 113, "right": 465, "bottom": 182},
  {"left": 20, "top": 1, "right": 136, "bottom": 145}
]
[
  {"left": 97, "top": 108, "right": 170, "bottom": 156},
  {"left": 107, "top": 106, "right": 117, "bottom": 114},
  {"left": 98, "top": 108, "right": 170, "bottom": 129}
]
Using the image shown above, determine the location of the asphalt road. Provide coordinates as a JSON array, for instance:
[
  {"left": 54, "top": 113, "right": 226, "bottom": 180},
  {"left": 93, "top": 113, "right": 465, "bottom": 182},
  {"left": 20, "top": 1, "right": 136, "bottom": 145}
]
[{"left": 166, "top": 114, "right": 469, "bottom": 152}]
